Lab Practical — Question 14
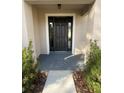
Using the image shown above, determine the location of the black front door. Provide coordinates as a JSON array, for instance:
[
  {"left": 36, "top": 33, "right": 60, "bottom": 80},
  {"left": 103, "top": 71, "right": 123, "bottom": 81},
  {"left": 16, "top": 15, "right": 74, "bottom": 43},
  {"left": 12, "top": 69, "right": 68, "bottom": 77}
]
[{"left": 49, "top": 17, "right": 73, "bottom": 51}]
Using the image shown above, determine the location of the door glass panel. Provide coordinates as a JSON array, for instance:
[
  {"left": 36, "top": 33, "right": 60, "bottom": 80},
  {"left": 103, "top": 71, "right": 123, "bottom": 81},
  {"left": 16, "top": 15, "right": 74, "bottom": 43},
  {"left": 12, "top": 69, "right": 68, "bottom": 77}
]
[
  {"left": 49, "top": 22, "right": 54, "bottom": 50},
  {"left": 50, "top": 22, "right": 53, "bottom": 28},
  {"left": 68, "top": 22, "right": 72, "bottom": 49}
]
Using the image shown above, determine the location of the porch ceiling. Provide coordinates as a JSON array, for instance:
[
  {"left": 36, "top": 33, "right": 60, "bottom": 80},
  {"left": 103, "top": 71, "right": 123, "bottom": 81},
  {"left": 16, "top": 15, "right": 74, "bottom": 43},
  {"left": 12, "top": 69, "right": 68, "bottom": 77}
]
[
  {"left": 25, "top": 0, "right": 94, "bottom": 5},
  {"left": 33, "top": 4, "right": 87, "bottom": 11}
]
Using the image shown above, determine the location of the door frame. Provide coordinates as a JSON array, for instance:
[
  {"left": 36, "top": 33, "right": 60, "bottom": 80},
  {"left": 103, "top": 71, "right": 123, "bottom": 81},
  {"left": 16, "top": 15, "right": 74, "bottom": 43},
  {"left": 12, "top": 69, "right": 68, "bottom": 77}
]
[{"left": 45, "top": 13, "right": 76, "bottom": 54}]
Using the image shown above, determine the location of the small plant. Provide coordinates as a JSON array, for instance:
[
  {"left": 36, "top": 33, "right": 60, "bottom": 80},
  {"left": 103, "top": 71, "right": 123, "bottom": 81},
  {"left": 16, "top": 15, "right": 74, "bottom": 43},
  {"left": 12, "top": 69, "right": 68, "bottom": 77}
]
[
  {"left": 84, "top": 40, "right": 101, "bottom": 93},
  {"left": 22, "top": 41, "right": 37, "bottom": 93}
]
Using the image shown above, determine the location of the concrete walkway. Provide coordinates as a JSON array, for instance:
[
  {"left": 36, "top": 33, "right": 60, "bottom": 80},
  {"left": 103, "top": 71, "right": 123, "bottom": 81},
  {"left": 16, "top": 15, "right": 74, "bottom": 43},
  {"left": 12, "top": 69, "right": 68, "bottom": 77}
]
[{"left": 42, "top": 70, "right": 77, "bottom": 93}]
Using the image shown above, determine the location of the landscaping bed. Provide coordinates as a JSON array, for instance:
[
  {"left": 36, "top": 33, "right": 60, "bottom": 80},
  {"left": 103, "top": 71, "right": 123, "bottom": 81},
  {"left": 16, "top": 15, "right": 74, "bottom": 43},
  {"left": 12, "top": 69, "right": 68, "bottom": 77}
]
[
  {"left": 73, "top": 71, "right": 92, "bottom": 93},
  {"left": 25, "top": 71, "right": 48, "bottom": 93},
  {"left": 22, "top": 41, "right": 48, "bottom": 93},
  {"left": 32, "top": 71, "right": 48, "bottom": 93},
  {"left": 73, "top": 40, "right": 101, "bottom": 93}
]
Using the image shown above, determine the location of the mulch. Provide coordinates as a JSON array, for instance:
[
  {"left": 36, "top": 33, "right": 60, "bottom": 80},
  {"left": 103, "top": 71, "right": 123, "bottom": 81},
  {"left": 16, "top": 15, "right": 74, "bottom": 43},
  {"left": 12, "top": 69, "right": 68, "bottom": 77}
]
[
  {"left": 28, "top": 71, "right": 92, "bottom": 93},
  {"left": 73, "top": 71, "right": 93, "bottom": 93},
  {"left": 32, "top": 72, "right": 48, "bottom": 93}
]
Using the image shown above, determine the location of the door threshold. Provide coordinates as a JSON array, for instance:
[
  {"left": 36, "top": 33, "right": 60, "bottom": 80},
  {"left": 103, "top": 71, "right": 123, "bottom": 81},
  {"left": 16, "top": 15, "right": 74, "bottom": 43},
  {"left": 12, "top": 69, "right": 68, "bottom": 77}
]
[{"left": 50, "top": 51, "right": 72, "bottom": 54}]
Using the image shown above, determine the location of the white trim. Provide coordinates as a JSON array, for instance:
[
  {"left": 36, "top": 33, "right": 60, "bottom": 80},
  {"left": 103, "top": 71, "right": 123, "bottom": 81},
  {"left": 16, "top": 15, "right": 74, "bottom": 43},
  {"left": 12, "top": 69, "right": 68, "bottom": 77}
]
[
  {"left": 45, "top": 15, "right": 49, "bottom": 54},
  {"left": 45, "top": 13, "right": 76, "bottom": 54},
  {"left": 72, "top": 14, "right": 75, "bottom": 55}
]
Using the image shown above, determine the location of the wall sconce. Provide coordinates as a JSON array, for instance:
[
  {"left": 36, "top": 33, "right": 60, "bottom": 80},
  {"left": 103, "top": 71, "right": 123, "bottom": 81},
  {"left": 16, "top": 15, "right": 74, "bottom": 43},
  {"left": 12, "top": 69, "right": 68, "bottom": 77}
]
[{"left": 58, "top": 4, "right": 61, "bottom": 9}]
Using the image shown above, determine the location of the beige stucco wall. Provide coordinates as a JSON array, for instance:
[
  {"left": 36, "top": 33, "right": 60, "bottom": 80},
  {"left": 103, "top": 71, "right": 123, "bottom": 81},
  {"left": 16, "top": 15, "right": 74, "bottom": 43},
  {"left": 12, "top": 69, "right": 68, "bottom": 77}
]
[
  {"left": 22, "top": 1, "right": 37, "bottom": 58},
  {"left": 22, "top": 0, "right": 101, "bottom": 57},
  {"left": 22, "top": 2, "right": 28, "bottom": 48},
  {"left": 32, "top": 7, "right": 42, "bottom": 57},
  {"left": 75, "top": 0, "right": 101, "bottom": 55},
  {"left": 74, "top": 14, "right": 89, "bottom": 54},
  {"left": 87, "top": 0, "right": 101, "bottom": 46},
  {"left": 93, "top": 0, "right": 101, "bottom": 47}
]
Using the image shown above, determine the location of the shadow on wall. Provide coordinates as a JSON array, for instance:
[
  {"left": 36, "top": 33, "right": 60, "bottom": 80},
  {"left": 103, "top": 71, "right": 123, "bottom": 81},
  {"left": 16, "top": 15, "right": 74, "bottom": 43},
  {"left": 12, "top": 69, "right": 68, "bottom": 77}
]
[
  {"left": 75, "top": 0, "right": 101, "bottom": 55},
  {"left": 75, "top": 4, "right": 94, "bottom": 55}
]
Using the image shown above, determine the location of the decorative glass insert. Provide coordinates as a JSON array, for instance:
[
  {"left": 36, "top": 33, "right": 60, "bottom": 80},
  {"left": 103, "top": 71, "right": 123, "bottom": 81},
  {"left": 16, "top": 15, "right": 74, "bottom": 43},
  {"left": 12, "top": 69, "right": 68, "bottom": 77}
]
[
  {"left": 68, "top": 22, "right": 72, "bottom": 49},
  {"left": 49, "top": 22, "right": 54, "bottom": 50},
  {"left": 49, "top": 22, "right": 53, "bottom": 28}
]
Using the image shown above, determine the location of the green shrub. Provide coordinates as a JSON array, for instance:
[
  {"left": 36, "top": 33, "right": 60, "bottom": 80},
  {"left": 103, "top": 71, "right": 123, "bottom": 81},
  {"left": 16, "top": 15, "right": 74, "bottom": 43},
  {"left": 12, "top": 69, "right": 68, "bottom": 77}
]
[
  {"left": 84, "top": 40, "right": 101, "bottom": 93},
  {"left": 22, "top": 41, "right": 37, "bottom": 93}
]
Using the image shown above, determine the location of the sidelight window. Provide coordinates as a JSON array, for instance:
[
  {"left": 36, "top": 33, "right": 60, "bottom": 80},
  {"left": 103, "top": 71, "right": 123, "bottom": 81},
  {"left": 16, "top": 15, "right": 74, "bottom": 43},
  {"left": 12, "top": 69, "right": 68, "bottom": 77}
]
[
  {"left": 68, "top": 22, "right": 72, "bottom": 50},
  {"left": 49, "top": 22, "right": 53, "bottom": 28}
]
